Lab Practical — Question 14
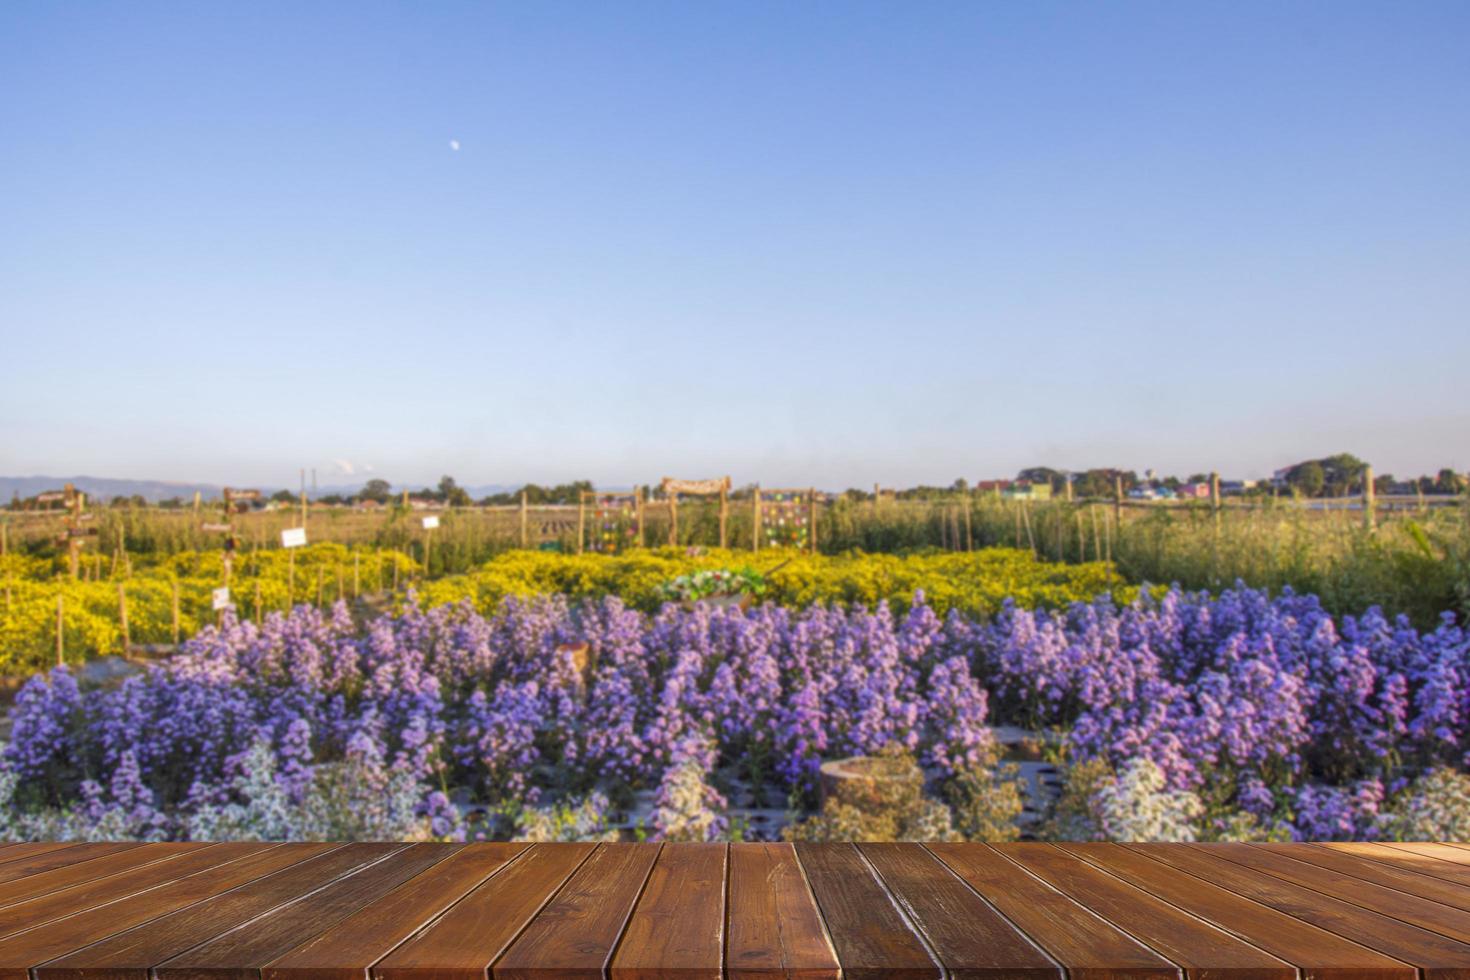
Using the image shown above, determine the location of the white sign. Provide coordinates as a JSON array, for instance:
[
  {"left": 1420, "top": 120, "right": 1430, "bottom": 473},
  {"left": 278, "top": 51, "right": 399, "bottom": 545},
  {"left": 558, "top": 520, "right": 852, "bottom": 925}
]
[
  {"left": 280, "top": 527, "right": 308, "bottom": 548},
  {"left": 211, "top": 587, "right": 232, "bottom": 611},
  {"left": 422, "top": 516, "right": 440, "bottom": 530}
]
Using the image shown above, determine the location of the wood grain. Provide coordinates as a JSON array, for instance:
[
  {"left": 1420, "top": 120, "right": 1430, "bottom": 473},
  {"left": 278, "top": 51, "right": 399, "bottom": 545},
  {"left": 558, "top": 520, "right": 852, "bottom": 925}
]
[
  {"left": 1202, "top": 843, "right": 1470, "bottom": 944},
  {"left": 0, "top": 844, "right": 260, "bottom": 941},
  {"left": 0, "top": 843, "right": 139, "bottom": 887},
  {"left": 377, "top": 842, "right": 593, "bottom": 980},
  {"left": 0, "top": 843, "right": 201, "bottom": 911},
  {"left": 154, "top": 844, "right": 450, "bottom": 980},
  {"left": 0, "top": 845, "right": 323, "bottom": 980},
  {"left": 929, "top": 843, "right": 1180, "bottom": 980},
  {"left": 860, "top": 842, "right": 1059, "bottom": 980},
  {"left": 1002, "top": 843, "right": 1292, "bottom": 980},
  {"left": 264, "top": 843, "right": 525, "bottom": 980},
  {"left": 493, "top": 843, "right": 659, "bottom": 980},
  {"left": 796, "top": 842, "right": 940, "bottom": 980},
  {"left": 1066, "top": 843, "right": 1414, "bottom": 980},
  {"left": 1134, "top": 844, "right": 1470, "bottom": 979},
  {"left": 36, "top": 843, "right": 391, "bottom": 980},
  {"left": 610, "top": 843, "right": 726, "bottom": 980},
  {"left": 1270, "top": 844, "right": 1470, "bottom": 915},
  {"left": 725, "top": 843, "right": 839, "bottom": 980}
]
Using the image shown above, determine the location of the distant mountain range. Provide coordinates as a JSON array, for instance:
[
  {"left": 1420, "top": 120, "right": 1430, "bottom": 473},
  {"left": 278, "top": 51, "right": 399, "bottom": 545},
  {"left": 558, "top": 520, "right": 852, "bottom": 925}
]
[{"left": 0, "top": 475, "right": 524, "bottom": 503}]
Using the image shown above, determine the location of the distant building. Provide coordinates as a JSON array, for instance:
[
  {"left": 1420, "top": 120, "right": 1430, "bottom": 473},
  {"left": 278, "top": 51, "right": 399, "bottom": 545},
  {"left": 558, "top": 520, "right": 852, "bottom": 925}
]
[
  {"left": 1003, "top": 481, "right": 1052, "bottom": 501},
  {"left": 1176, "top": 482, "right": 1211, "bottom": 500}
]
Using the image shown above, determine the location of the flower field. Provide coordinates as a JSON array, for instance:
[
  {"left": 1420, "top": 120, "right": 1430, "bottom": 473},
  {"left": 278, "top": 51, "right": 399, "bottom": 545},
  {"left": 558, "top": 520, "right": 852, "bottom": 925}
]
[{"left": 4, "top": 582, "right": 1469, "bottom": 843}]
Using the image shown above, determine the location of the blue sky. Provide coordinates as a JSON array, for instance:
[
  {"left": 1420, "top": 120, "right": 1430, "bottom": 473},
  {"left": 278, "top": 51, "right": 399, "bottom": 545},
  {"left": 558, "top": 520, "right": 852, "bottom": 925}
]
[{"left": 2, "top": 2, "right": 1467, "bottom": 490}]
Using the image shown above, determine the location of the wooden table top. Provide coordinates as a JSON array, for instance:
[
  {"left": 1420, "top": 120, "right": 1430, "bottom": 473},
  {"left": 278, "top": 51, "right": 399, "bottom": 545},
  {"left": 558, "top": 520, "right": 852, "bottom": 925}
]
[{"left": 0, "top": 841, "right": 1467, "bottom": 980}]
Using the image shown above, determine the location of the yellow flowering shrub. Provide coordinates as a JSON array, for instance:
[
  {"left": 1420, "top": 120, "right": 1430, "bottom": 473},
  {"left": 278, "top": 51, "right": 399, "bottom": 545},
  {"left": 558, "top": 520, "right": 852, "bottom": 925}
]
[{"left": 0, "top": 544, "right": 1131, "bottom": 674}]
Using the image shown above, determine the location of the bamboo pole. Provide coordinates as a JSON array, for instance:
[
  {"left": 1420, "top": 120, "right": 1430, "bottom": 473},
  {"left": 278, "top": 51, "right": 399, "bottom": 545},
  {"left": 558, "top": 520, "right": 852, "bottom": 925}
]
[
  {"left": 315, "top": 568, "right": 324, "bottom": 608},
  {"left": 287, "top": 549, "right": 295, "bottom": 608},
  {"left": 255, "top": 579, "right": 263, "bottom": 625},
  {"left": 963, "top": 494, "right": 973, "bottom": 551},
  {"left": 171, "top": 578, "right": 181, "bottom": 645},
  {"left": 668, "top": 492, "right": 678, "bottom": 547},
  {"left": 57, "top": 593, "right": 64, "bottom": 666},
  {"left": 353, "top": 553, "right": 360, "bottom": 598}
]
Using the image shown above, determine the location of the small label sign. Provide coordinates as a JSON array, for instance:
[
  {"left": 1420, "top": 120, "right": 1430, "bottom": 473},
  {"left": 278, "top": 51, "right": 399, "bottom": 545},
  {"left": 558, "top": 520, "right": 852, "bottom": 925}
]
[
  {"left": 212, "top": 587, "right": 232, "bottom": 611},
  {"left": 281, "top": 527, "right": 308, "bottom": 548},
  {"left": 422, "top": 515, "right": 440, "bottom": 529},
  {"left": 201, "top": 522, "right": 232, "bottom": 532}
]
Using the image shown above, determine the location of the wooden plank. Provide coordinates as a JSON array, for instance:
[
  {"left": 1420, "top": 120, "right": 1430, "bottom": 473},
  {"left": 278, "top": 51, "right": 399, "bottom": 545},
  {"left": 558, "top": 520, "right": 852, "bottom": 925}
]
[
  {"left": 153, "top": 844, "right": 452, "bottom": 980},
  {"left": 860, "top": 843, "right": 1060, "bottom": 980},
  {"left": 37, "top": 843, "right": 395, "bottom": 980},
  {"left": 1387, "top": 844, "right": 1470, "bottom": 870},
  {"left": 0, "top": 843, "right": 201, "bottom": 910},
  {"left": 1133, "top": 844, "right": 1470, "bottom": 978},
  {"left": 1323, "top": 844, "right": 1470, "bottom": 887},
  {"left": 1065, "top": 843, "right": 1414, "bottom": 980},
  {"left": 1202, "top": 843, "right": 1470, "bottom": 944},
  {"left": 264, "top": 844, "right": 526, "bottom": 980},
  {"left": 0, "top": 843, "right": 76, "bottom": 869},
  {"left": 376, "top": 843, "right": 592, "bottom": 980},
  {"left": 0, "top": 845, "right": 326, "bottom": 980},
  {"left": 0, "top": 844, "right": 138, "bottom": 886},
  {"left": 1267, "top": 845, "right": 1470, "bottom": 915},
  {"left": 0, "top": 844, "right": 263, "bottom": 941},
  {"left": 492, "top": 843, "right": 660, "bottom": 980},
  {"left": 929, "top": 843, "right": 1180, "bottom": 980},
  {"left": 725, "top": 843, "right": 839, "bottom": 980},
  {"left": 796, "top": 842, "right": 940, "bottom": 980},
  {"left": 610, "top": 843, "right": 726, "bottom": 980},
  {"left": 1002, "top": 843, "right": 1293, "bottom": 980}
]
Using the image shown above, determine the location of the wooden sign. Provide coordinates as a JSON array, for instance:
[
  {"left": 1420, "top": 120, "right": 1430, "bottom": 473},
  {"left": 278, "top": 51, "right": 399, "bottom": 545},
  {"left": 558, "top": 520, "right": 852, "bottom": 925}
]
[
  {"left": 201, "top": 522, "right": 233, "bottom": 532},
  {"left": 36, "top": 491, "right": 66, "bottom": 503},
  {"left": 281, "top": 527, "right": 308, "bottom": 548},
  {"left": 225, "top": 488, "right": 261, "bottom": 501},
  {"left": 661, "top": 477, "right": 731, "bottom": 496},
  {"left": 211, "top": 587, "right": 232, "bottom": 611},
  {"left": 422, "top": 515, "right": 440, "bottom": 530}
]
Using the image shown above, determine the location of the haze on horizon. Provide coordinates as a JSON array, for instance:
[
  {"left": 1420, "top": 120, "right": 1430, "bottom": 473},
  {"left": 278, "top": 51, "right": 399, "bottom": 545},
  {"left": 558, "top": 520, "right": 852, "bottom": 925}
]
[{"left": 2, "top": 2, "right": 1467, "bottom": 490}]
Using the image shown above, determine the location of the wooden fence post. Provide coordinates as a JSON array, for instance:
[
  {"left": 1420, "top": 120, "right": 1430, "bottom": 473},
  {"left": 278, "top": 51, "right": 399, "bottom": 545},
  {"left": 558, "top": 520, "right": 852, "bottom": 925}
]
[
  {"left": 636, "top": 488, "right": 646, "bottom": 548},
  {"left": 964, "top": 493, "right": 973, "bottom": 551},
  {"left": 117, "top": 582, "right": 130, "bottom": 656},
  {"left": 520, "top": 491, "right": 529, "bottom": 549},
  {"left": 353, "top": 553, "right": 361, "bottom": 598},
  {"left": 171, "top": 578, "right": 181, "bottom": 645},
  {"left": 287, "top": 549, "right": 295, "bottom": 608},
  {"left": 254, "top": 579, "right": 263, "bottom": 625},
  {"left": 577, "top": 494, "right": 586, "bottom": 554},
  {"left": 57, "top": 593, "right": 65, "bottom": 666},
  {"left": 1363, "top": 465, "right": 1376, "bottom": 531},
  {"left": 1114, "top": 475, "right": 1124, "bottom": 527},
  {"left": 808, "top": 488, "right": 817, "bottom": 554},
  {"left": 752, "top": 486, "right": 762, "bottom": 552},
  {"left": 668, "top": 492, "right": 678, "bottom": 547},
  {"left": 719, "top": 486, "right": 728, "bottom": 550},
  {"left": 315, "top": 568, "right": 324, "bottom": 608}
]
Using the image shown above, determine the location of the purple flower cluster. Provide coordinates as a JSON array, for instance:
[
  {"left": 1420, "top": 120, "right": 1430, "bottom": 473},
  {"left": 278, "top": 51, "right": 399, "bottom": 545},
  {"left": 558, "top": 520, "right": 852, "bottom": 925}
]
[{"left": 4, "top": 583, "right": 1467, "bottom": 841}]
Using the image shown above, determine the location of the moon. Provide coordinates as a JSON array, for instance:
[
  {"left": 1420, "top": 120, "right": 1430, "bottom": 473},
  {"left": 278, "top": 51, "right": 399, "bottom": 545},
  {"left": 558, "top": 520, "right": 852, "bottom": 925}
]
[{"left": 449, "top": 139, "right": 461, "bottom": 151}]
